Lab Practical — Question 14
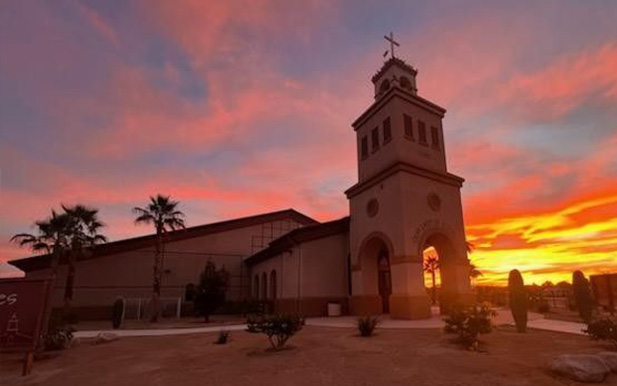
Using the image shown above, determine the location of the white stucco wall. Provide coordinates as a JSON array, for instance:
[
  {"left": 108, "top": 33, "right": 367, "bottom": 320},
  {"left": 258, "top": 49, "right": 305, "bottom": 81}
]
[{"left": 250, "top": 231, "right": 349, "bottom": 301}]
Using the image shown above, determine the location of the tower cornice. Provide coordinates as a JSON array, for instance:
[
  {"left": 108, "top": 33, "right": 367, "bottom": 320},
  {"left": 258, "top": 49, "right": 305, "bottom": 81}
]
[
  {"left": 345, "top": 161, "right": 464, "bottom": 199},
  {"left": 351, "top": 87, "right": 446, "bottom": 131}
]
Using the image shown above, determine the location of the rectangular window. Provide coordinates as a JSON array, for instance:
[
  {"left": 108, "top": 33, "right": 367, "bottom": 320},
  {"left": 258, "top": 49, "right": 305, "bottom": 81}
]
[
  {"left": 418, "top": 120, "right": 427, "bottom": 145},
  {"left": 383, "top": 117, "right": 392, "bottom": 143},
  {"left": 371, "top": 128, "right": 380, "bottom": 151},
  {"left": 403, "top": 114, "right": 414, "bottom": 140},
  {"left": 431, "top": 126, "right": 440, "bottom": 150},
  {"left": 361, "top": 136, "right": 368, "bottom": 159}
]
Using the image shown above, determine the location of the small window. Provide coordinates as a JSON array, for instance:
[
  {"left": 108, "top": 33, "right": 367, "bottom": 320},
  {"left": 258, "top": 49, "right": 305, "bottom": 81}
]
[
  {"left": 361, "top": 136, "right": 369, "bottom": 159},
  {"left": 371, "top": 128, "right": 380, "bottom": 151},
  {"left": 383, "top": 117, "right": 391, "bottom": 143},
  {"left": 403, "top": 114, "right": 414, "bottom": 140},
  {"left": 418, "top": 121, "right": 427, "bottom": 145},
  {"left": 431, "top": 127, "right": 440, "bottom": 150}
]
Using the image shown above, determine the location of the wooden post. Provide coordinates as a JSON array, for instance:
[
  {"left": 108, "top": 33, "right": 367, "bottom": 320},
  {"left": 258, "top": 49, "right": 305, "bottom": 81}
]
[{"left": 22, "top": 351, "right": 34, "bottom": 376}]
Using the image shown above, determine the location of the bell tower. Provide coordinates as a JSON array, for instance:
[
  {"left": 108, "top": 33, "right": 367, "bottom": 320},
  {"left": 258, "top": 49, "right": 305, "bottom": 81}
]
[{"left": 346, "top": 39, "right": 473, "bottom": 319}]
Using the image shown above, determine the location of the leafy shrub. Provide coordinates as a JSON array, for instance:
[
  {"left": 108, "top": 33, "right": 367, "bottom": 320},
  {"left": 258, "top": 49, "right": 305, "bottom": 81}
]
[
  {"left": 246, "top": 313, "right": 304, "bottom": 350},
  {"left": 112, "top": 298, "right": 125, "bottom": 329},
  {"left": 508, "top": 269, "right": 528, "bottom": 332},
  {"left": 584, "top": 318, "right": 617, "bottom": 347},
  {"left": 44, "top": 325, "right": 75, "bottom": 351},
  {"left": 573, "top": 270, "right": 594, "bottom": 322},
  {"left": 44, "top": 309, "right": 76, "bottom": 351},
  {"left": 357, "top": 315, "right": 379, "bottom": 337},
  {"left": 444, "top": 302, "right": 497, "bottom": 350},
  {"left": 215, "top": 330, "right": 230, "bottom": 345}
]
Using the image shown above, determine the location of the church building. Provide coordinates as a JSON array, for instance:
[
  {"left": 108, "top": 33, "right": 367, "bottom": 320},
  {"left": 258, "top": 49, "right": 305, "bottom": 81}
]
[{"left": 10, "top": 50, "right": 473, "bottom": 320}]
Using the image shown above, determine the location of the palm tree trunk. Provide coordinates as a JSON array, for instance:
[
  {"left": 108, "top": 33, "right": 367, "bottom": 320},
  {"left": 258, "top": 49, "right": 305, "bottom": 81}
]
[
  {"left": 431, "top": 271, "right": 436, "bottom": 305},
  {"left": 39, "top": 246, "right": 62, "bottom": 350},
  {"left": 151, "top": 234, "right": 162, "bottom": 323},
  {"left": 63, "top": 250, "right": 77, "bottom": 311}
]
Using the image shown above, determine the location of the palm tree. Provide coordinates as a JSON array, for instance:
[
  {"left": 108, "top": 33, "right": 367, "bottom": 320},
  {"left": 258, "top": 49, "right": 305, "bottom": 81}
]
[
  {"left": 423, "top": 255, "right": 440, "bottom": 305},
  {"left": 133, "top": 195, "right": 185, "bottom": 322},
  {"left": 466, "top": 241, "right": 475, "bottom": 254},
  {"left": 11, "top": 209, "right": 72, "bottom": 340},
  {"left": 62, "top": 204, "right": 107, "bottom": 309},
  {"left": 11, "top": 209, "right": 72, "bottom": 276},
  {"left": 469, "top": 263, "right": 482, "bottom": 280}
]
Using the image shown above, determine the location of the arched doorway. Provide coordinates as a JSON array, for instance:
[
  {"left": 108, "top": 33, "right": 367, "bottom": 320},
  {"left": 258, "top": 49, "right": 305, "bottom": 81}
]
[
  {"left": 261, "top": 272, "right": 267, "bottom": 301},
  {"left": 377, "top": 251, "right": 391, "bottom": 313},
  {"left": 351, "top": 234, "right": 394, "bottom": 315},
  {"left": 420, "top": 232, "right": 468, "bottom": 313},
  {"left": 270, "top": 270, "right": 277, "bottom": 301}
]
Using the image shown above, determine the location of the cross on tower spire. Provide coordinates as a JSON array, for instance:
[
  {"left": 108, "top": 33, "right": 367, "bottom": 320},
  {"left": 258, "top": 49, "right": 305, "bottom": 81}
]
[{"left": 384, "top": 32, "right": 400, "bottom": 59}]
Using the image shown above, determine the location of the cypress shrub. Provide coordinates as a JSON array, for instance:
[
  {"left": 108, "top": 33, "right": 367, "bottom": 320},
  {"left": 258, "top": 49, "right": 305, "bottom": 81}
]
[
  {"left": 572, "top": 270, "right": 594, "bottom": 322},
  {"left": 508, "top": 269, "right": 527, "bottom": 332},
  {"left": 112, "top": 298, "right": 125, "bottom": 329}
]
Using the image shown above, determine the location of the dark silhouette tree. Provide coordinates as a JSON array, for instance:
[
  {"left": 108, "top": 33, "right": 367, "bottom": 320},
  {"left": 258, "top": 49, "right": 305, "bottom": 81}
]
[
  {"left": 194, "top": 261, "right": 229, "bottom": 322},
  {"left": 424, "top": 255, "right": 439, "bottom": 305},
  {"left": 572, "top": 270, "right": 594, "bottom": 322},
  {"left": 62, "top": 204, "right": 107, "bottom": 310},
  {"left": 469, "top": 263, "right": 482, "bottom": 280},
  {"left": 133, "top": 194, "right": 185, "bottom": 322},
  {"left": 508, "top": 269, "right": 528, "bottom": 332},
  {"left": 11, "top": 209, "right": 72, "bottom": 340},
  {"left": 11, "top": 209, "right": 71, "bottom": 276}
]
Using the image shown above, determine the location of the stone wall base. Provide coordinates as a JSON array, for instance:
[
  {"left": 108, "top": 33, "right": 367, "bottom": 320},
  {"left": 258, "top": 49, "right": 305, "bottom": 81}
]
[
  {"left": 389, "top": 294, "right": 432, "bottom": 319},
  {"left": 274, "top": 297, "right": 349, "bottom": 317},
  {"left": 349, "top": 295, "right": 382, "bottom": 316}
]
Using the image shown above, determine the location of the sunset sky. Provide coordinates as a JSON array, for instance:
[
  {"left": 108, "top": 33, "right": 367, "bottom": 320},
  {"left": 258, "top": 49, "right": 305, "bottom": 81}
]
[{"left": 1, "top": 1, "right": 617, "bottom": 284}]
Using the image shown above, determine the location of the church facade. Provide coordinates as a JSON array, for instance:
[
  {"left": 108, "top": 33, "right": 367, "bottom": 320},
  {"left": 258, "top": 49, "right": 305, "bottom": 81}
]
[{"left": 10, "top": 56, "right": 472, "bottom": 320}]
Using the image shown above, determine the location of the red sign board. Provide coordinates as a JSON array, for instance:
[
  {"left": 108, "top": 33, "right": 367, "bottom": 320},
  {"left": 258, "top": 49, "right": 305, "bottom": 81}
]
[{"left": 0, "top": 278, "right": 52, "bottom": 352}]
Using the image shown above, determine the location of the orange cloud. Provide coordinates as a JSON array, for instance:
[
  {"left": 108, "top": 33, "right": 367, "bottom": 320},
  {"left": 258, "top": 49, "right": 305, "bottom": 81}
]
[{"left": 468, "top": 192, "right": 617, "bottom": 285}]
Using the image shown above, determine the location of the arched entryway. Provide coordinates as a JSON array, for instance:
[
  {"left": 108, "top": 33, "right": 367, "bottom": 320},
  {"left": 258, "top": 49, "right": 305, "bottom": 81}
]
[
  {"left": 378, "top": 251, "right": 391, "bottom": 313},
  {"left": 420, "top": 232, "right": 469, "bottom": 313},
  {"left": 350, "top": 234, "right": 394, "bottom": 315}
]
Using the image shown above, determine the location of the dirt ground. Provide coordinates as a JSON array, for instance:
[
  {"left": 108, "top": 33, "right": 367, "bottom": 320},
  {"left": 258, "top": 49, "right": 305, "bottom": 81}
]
[{"left": 2, "top": 326, "right": 616, "bottom": 386}]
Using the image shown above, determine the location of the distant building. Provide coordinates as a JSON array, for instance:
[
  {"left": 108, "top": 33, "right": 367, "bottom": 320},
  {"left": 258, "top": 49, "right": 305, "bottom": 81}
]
[{"left": 11, "top": 53, "right": 473, "bottom": 320}]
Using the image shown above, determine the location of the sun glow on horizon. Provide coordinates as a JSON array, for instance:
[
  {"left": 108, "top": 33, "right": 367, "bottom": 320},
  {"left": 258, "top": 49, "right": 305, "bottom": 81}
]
[{"left": 467, "top": 194, "right": 617, "bottom": 286}]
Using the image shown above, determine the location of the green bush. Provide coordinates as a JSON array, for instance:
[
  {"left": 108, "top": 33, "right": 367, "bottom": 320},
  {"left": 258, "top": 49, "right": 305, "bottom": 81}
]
[
  {"left": 508, "top": 269, "right": 528, "bottom": 332},
  {"left": 357, "top": 315, "right": 379, "bottom": 337},
  {"left": 246, "top": 313, "right": 304, "bottom": 350},
  {"left": 444, "top": 302, "right": 497, "bottom": 351},
  {"left": 573, "top": 270, "right": 594, "bottom": 322},
  {"left": 112, "top": 298, "right": 125, "bottom": 329},
  {"left": 44, "top": 323, "right": 75, "bottom": 351},
  {"left": 44, "top": 309, "right": 76, "bottom": 351},
  {"left": 215, "top": 330, "right": 230, "bottom": 345},
  {"left": 584, "top": 318, "right": 617, "bottom": 347}
]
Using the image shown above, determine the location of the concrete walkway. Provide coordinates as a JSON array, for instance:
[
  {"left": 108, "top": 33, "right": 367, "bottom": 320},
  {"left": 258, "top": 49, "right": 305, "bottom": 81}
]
[
  {"left": 73, "top": 308, "right": 587, "bottom": 338},
  {"left": 74, "top": 324, "right": 247, "bottom": 338},
  {"left": 527, "top": 318, "right": 586, "bottom": 335}
]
